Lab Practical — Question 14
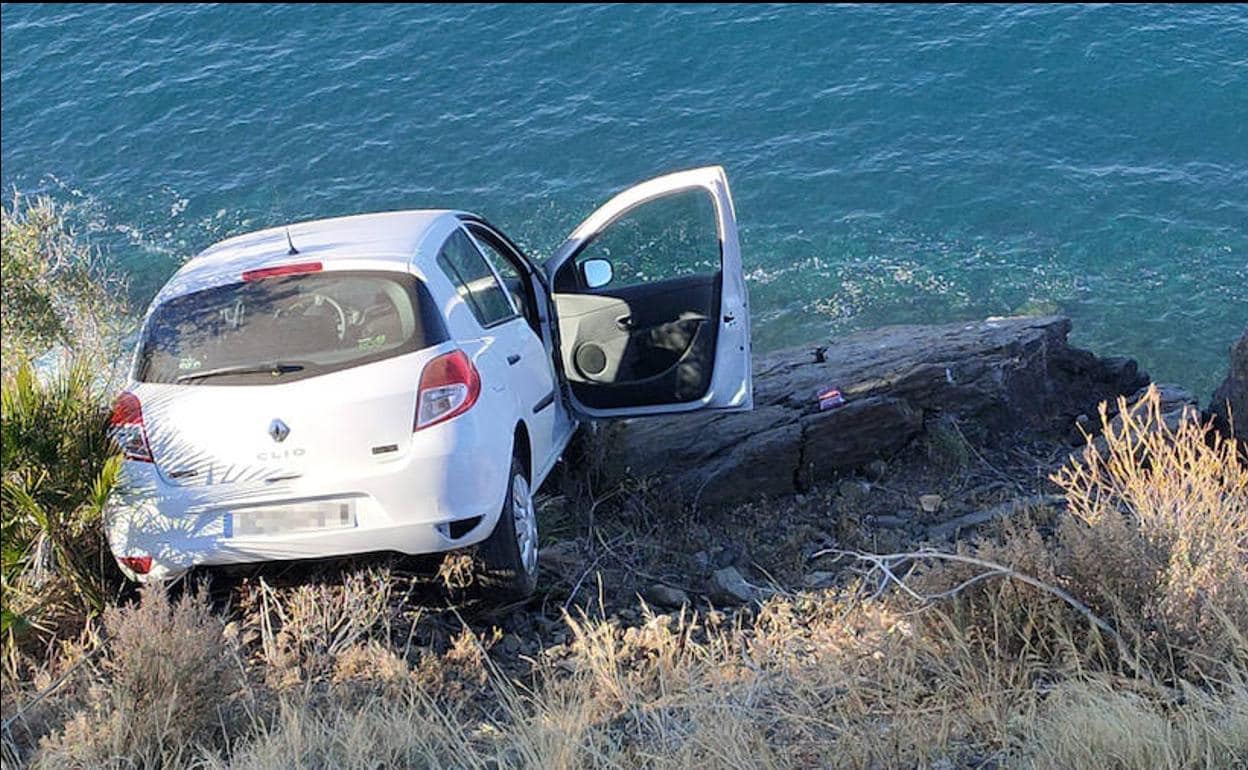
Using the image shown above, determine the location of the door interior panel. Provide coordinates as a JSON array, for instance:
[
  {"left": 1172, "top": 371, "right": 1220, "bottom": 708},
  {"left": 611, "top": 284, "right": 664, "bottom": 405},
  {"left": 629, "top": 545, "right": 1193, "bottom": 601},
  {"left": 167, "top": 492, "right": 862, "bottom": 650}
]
[{"left": 553, "top": 273, "right": 720, "bottom": 409}]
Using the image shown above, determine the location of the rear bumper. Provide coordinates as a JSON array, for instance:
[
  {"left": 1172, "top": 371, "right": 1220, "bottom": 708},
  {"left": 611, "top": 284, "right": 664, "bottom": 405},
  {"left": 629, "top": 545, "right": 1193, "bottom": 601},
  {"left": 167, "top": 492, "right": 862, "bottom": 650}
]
[
  {"left": 105, "top": 418, "right": 511, "bottom": 582},
  {"left": 108, "top": 508, "right": 489, "bottom": 582}
]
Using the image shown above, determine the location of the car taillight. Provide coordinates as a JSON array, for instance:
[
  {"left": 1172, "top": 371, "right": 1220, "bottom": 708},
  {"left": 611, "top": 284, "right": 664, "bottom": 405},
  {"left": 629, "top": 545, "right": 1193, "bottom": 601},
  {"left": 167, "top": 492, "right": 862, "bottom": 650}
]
[
  {"left": 415, "top": 350, "right": 481, "bottom": 431},
  {"left": 119, "top": 555, "right": 152, "bottom": 575},
  {"left": 110, "top": 392, "right": 154, "bottom": 462}
]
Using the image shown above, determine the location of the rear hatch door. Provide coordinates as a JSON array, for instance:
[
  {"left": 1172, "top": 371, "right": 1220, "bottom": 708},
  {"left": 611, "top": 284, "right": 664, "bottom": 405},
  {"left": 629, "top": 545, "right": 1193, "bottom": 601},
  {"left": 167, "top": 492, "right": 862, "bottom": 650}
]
[{"left": 135, "top": 348, "right": 439, "bottom": 488}]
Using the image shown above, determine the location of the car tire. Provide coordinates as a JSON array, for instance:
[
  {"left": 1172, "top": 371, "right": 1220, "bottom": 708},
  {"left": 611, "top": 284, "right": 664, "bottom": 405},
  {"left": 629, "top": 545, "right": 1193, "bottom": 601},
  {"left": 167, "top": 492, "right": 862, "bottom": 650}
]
[{"left": 477, "top": 456, "right": 539, "bottom": 599}]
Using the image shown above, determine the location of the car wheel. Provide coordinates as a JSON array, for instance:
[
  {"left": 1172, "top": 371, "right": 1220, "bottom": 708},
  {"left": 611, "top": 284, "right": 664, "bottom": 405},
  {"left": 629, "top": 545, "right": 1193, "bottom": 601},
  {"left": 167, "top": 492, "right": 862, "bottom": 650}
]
[{"left": 477, "top": 456, "right": 539, "bottom": 599}]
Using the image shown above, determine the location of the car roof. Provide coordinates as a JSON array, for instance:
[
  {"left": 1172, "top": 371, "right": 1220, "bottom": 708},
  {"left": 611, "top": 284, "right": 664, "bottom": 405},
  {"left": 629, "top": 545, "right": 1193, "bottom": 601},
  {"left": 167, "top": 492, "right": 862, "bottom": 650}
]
[{"left": 156, "top": 209, "right": 465, "bottom": 301}]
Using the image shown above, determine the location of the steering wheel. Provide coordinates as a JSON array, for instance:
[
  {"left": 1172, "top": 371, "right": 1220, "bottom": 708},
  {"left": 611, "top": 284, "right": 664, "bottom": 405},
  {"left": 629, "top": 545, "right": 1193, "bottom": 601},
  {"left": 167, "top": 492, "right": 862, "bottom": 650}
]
[{"left": 275, "top": 294, "right": 347, "bottom": 340}]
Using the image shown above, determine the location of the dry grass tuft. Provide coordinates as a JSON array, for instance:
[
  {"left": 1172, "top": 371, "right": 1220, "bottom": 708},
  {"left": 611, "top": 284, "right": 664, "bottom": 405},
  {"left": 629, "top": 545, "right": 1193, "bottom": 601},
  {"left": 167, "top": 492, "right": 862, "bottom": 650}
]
[
  {"left": 1024, "top": 677, "right": 1248, "bottom": 770},
  {"left": 34, "top": 583, "right": 240, "bottom": 769},
  {"left": 196, "top": 686, "right": 481, "bottom": 770},
  {"left": 236, "top": 568, "right": 395, "bottom": 688},
  {"left": 915, "top": 386, "right": 1247, "bottom": 686},
  {"left": 1056, "top": 384, "right": 1248, "bottom": 680}
]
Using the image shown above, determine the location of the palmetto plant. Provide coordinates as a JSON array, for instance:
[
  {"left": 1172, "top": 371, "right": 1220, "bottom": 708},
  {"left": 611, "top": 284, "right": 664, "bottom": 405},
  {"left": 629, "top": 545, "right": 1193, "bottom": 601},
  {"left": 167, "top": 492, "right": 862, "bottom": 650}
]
[{"left": 1, "top": 358, "right": 122, "bottom": 649}]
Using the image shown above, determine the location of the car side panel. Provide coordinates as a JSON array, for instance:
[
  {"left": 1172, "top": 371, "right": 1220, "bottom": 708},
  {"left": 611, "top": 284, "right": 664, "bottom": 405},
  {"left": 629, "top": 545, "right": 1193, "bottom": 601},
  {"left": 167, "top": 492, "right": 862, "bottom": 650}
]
[{"left": 419, "top": 222, "right": 550, "bottom": 482}]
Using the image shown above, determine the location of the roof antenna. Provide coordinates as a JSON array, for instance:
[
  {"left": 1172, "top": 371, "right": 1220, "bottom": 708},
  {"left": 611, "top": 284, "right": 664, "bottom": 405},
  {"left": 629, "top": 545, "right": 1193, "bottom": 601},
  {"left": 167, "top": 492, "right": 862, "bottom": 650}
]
[{"left": 285, "top": 228, "right": 299, "bottom": 256}]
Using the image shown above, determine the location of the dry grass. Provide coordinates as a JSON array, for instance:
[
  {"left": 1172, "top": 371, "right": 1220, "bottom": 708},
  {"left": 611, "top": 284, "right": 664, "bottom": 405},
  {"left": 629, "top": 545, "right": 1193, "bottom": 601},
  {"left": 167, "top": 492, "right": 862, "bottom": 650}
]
[
  {"left": 1025, "top": 677, "right": 1248, "bottom": 770},
  {"left": 1057, "top": 385, "right": 1248, "bottom": 680},
  {"left": 234, "top": 569, "right": 397, "bottom": 689},
  {"left": 4, "top": 387, "right": 1246, "bottom": 769},
  {"left": 208, "top": 594, "right": 1246, "bottom": 770},
  {"left": 27, "top": 584, "right": 240, "bottom": 769}
]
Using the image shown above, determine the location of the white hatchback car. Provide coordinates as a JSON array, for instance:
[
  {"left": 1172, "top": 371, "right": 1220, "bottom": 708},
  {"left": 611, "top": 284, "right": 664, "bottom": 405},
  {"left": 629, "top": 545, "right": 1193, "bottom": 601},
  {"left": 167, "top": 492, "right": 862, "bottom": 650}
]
[{"left": 106, "top": 167, "right": 752, "bottom": 596}]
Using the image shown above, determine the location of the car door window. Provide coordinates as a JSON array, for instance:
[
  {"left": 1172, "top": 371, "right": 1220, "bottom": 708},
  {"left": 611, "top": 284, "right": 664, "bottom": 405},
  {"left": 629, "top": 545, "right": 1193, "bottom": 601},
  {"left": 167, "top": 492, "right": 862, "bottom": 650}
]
[
  {"left": 437, "top": 228, "right": 517, "bottom": 328},
  {"left": 559, "top": 188, "right": 720, "bottom": 292}
]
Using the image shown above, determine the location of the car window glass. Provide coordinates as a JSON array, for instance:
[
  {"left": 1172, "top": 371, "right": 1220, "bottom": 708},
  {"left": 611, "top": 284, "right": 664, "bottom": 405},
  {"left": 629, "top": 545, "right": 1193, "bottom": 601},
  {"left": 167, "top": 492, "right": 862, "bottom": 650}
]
[
  {"left": 437, "top": 229, "right": 516, "bottom": 327},
  {"left": 136, "top": 271, "right": 445, "bottom": 385},
  {"left": 467, "top": 228, "right": 532, "bottom": 324},
  {"left": 571, "top": 188, "right": 720, "bottom": 290}
]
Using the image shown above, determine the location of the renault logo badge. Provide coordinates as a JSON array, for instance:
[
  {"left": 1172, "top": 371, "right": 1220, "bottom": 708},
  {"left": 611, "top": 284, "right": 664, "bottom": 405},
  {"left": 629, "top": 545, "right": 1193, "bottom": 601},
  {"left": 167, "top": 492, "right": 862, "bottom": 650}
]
[{"left": 268, "top": 419, "right": 290, "bottom": 443}]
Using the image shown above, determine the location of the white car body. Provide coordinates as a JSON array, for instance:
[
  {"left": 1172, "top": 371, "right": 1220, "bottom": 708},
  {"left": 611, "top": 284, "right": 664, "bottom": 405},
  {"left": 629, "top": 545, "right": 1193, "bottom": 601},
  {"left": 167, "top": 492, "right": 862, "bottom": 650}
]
[{"left": 106, "top": 167, "right": 752, "bottom": 586}]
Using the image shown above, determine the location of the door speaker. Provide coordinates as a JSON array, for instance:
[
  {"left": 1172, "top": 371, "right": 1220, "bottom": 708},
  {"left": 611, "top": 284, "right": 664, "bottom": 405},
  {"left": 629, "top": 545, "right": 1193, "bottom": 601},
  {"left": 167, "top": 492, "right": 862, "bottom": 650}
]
[{"left": 575, "top": 343, "right": 608, "bottom": 377}]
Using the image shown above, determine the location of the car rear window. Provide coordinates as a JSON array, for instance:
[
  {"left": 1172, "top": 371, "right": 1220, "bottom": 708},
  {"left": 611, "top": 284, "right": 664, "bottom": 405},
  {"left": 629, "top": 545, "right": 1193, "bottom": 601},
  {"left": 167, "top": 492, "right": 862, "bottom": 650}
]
[{"left": 136, "top": 270, "right": 447, "bottom": 385}]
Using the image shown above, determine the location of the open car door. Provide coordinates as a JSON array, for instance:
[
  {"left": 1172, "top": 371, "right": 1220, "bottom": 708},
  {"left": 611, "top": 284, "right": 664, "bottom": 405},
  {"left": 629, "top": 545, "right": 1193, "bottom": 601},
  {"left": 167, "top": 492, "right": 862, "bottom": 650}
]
[{"left": 545, "top": 166, "right": 752, "bottom": 419}]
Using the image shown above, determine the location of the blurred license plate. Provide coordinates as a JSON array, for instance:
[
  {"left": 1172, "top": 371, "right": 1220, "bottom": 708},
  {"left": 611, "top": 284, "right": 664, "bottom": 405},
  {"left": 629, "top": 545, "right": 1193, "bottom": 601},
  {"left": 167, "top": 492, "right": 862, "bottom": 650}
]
[{"left": 226, "top": 500, "right": 355, "bottom": 537}]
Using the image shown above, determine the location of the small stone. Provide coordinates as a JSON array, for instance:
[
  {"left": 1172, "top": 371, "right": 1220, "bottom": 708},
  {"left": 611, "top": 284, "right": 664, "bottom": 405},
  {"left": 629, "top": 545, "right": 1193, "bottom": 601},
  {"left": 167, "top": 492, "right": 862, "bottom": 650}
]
[
  {"left": 692, "top": 550, "right": 710, "bottom": 570},
  {"left": 1075, "top": 413, "right": 1091, "bottom": 429},
  {"left": 643, "top": 583, "right": 690, "bottom": 608},
  {"left": 863, "top": 459, "right": 888, "bottom": 482},
  {"left": 709, "top": 566, "right": 758, "bottom": 605},
  {"left": 539, "top": 541, "right": 582, "bottom": 576},
  {"left": 866, "top": 514, "right": 909, "bottom": 529},
  {"left": 712, "top": 544, "right": 744, "bottom": 570},
  {"left": 838, "top": 479, "right": 870, "bottom": 504},
  {"left": 499, "top": 634, "right": 521, "bottom": 656},
  {"left": 919, "top": 494, "right": 943, "bottom": 513},
  {"left": 803, "top": 571, "right": 837, "bottom": 588}
]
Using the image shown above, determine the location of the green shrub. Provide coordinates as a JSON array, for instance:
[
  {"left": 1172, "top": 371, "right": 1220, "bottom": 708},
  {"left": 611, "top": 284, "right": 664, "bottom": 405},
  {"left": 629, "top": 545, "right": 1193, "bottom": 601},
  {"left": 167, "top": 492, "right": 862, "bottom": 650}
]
[{"left": 0, "top": 195, "right": 127, "bottom": 370}]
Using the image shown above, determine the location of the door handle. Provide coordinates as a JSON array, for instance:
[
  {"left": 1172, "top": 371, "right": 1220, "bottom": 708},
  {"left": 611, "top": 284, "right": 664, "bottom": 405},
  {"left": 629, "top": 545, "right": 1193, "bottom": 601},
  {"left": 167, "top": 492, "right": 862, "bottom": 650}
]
[{"left": 507, "top": 353, "right": 522, "bottom": 365}]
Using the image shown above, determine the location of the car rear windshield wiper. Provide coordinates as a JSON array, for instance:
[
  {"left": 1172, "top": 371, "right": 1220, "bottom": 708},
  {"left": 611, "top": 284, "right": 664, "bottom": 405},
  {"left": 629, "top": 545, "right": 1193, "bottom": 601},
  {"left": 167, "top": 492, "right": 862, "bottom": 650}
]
[{"left": 176, "top": 362, "right": 306, "bottom": 383}]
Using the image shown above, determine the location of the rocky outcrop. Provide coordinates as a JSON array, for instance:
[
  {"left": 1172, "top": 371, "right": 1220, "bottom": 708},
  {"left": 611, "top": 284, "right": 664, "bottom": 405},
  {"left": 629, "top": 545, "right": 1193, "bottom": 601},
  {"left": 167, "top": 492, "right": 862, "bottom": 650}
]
[
  {"left": 605, "top": 316, "right": 1149, "bottom": 507},
  {"left": 1209, "top": 329, "right": 1248, "bottom": 447}
]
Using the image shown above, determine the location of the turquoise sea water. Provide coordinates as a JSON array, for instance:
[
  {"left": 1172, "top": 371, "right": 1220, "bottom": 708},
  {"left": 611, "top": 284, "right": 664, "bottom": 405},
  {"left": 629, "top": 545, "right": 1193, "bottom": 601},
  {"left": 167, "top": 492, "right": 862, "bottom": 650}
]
[{"left": 3, "top": 4, "right": 1245, "bottom": 396}]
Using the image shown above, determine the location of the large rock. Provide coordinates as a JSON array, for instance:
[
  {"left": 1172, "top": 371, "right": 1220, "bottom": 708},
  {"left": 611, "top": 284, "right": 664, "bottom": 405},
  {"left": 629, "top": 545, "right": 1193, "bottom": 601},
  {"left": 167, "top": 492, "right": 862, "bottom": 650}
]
[
  {"left": 1209, "top": 329, "right": 1248, "bottom": 448},
  {"left": 605, "top": 316, "right": 1148, "bottom": 506}
]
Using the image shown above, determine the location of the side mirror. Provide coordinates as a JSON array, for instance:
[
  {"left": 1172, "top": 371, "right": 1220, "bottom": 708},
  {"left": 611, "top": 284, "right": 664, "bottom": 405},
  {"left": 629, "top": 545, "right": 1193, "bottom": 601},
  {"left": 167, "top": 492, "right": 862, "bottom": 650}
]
[{"left": 580, "top": 259, "right": 613, "bottom": 289}]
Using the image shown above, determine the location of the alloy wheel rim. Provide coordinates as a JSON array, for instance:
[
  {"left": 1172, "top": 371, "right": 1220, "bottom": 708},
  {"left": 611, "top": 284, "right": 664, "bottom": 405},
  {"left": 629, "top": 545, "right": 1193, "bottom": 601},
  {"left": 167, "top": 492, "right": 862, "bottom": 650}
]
[{"left": 512, "top": 474, "right": 537, "bottom": 575}]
